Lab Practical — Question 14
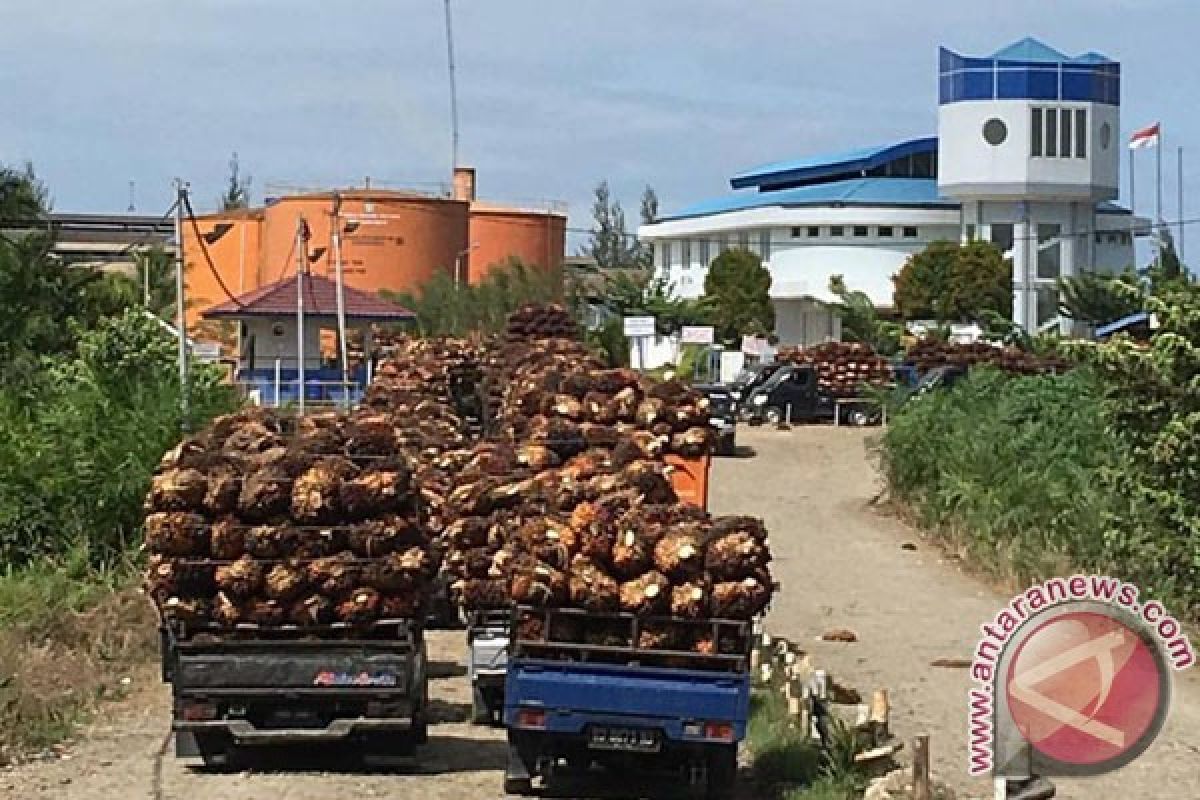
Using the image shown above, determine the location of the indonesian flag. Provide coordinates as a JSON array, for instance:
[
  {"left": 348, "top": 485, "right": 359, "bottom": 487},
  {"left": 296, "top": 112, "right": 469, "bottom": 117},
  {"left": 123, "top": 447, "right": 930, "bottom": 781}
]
[{"left": 1129, "top": 122, "right": 1160, "bottom": 149}]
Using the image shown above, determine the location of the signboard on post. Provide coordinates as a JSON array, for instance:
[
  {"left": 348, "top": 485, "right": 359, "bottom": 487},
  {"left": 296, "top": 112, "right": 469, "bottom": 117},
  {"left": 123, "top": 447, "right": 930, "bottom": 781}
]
[
  {"left": 680, "top": 325, "right": 715, "bottom": 345},
  {"left": 623, "top": 316, "right": 656, "bottom": 337}
]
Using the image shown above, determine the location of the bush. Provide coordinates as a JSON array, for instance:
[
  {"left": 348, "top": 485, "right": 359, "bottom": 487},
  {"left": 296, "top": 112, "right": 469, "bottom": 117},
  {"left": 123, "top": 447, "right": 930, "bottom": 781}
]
[{"left": 0, "top": 311, "right": 238, "bottom": 566}]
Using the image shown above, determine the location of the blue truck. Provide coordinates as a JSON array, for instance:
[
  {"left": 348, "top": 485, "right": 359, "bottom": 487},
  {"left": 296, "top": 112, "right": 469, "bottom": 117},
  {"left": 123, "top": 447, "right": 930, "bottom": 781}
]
[{"left": 502, "top": 606, "right": 752, "bottom": 799}]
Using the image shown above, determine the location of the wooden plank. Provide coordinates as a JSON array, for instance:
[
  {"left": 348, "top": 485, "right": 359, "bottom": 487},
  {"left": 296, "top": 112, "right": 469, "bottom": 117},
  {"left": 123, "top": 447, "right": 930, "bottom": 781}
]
[{"left": 913, "top": 734, "right": 932, "bottom": 800}]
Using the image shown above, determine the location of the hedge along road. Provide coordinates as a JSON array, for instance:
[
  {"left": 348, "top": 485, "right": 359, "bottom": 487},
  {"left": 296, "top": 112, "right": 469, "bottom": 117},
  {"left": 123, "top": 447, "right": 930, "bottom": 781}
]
[{"left": 5, "top": 426, "right": 1199, "bottom": 800}]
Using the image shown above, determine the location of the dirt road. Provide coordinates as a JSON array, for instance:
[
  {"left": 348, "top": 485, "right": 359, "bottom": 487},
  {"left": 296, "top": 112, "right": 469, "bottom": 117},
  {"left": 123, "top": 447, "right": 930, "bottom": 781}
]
[{"left": 4, "top": 426, "right": 1196, "bottom": 799}]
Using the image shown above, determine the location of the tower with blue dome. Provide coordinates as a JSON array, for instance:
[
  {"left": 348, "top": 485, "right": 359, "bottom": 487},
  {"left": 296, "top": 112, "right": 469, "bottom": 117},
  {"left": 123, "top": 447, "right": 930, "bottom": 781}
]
[{"left": 937, "top": 37, "right": 1122, "bottom": 332}]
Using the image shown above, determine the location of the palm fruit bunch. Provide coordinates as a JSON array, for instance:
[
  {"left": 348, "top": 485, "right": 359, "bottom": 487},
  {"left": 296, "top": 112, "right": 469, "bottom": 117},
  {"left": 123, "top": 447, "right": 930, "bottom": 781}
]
[
  {"left": 776, "top": 341, "right": 895, "bottom": 398},
  {"left": 504, "top": 303, "right": 578, "bottom": 340},
  {"left": 902, "top": 338, "right": 1070, "bottom": 376},
  {"left": 143, "top": 407, "right": 434, "bottom": 635}
]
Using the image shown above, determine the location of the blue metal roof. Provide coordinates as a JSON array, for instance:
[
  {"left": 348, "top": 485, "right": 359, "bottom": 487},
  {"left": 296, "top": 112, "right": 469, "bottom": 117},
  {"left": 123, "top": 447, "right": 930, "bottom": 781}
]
[
  {"left": 1095, "top": 312, "right": 1149, "bottom": 338},
  {"left": 730, "top": 137, "right": 938, "bottom": 191},
  {"left": 940, "top": 38, "right": 1120, "bottom": 106},
  {"left": 663, "top": 178, "right": 955, "bottom": 221}
]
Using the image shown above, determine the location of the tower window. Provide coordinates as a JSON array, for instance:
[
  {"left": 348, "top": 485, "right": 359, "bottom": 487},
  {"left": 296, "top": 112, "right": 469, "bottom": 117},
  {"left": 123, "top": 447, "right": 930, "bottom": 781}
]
[
  {"left": 657, "top": 241, "right": 671, "bottom": 269},
  {"left": 1045, "top": 109, "right": 1058, "bottom": 157},
  {"left": 681, "top": 239, "right": 692, "bottom": 269},
  {"left": 1076, "top": 109, "right": 1088, "bottom": 158},
  {"left": 1031, "top": 108, "right": 1043, "bottom": 157},
  {"left": 759, "top": 229, "right": 772, "bottom": 260},
  {"left": 1031, "top": 106, "right": 1087, "bottom": 159},
  {"left": 903, "top": 226, "right": 919, "bottom": 238},
  {"left": 853, "top": 226, "right": 869, "bottom": 237},
  {"left": 697, "top": 238, "right": 710, "bottom": 269},
  {"left": 983, "top": 118, "right": 1008, "bottom": 146},
  {"left": 791, "top": 226, "right": 804, "bottom": 238},
  {"left": 830, "top": 226, "right": 845, "bottom": 237},
  {"left": 878, "top": 226, "right": 894, "bottom": 237},
  {"left": 807, "top": 226, "right": 820, "bottom": 237}
]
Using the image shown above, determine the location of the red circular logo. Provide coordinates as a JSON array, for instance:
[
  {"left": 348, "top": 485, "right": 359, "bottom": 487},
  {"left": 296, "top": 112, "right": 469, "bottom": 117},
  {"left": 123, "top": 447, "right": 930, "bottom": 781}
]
[{"left": 1005, "top": 610, "right": 1167, "bottom": 770}]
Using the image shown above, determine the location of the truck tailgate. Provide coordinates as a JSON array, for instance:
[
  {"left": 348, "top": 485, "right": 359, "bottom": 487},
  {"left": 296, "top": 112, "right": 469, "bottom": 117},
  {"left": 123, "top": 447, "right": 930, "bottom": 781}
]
[
  {"left": 505, "top": 660, "right": 749, "bottom": 738},
  {"left": 176, "top": 643, "right": 413, "bottom": 692}
]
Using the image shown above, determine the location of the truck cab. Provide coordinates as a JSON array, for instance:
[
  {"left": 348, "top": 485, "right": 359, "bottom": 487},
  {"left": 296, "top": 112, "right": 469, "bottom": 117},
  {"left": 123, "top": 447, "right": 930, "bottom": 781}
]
[{"left": 744, "top": 364, "right": 833, "bottom": 425}]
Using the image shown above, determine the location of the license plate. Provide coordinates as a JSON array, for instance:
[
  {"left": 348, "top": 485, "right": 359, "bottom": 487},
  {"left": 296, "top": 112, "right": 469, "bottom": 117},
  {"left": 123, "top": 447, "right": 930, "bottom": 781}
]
[{"left": 588, "top": 726, "right": 661, "bottom": 753}]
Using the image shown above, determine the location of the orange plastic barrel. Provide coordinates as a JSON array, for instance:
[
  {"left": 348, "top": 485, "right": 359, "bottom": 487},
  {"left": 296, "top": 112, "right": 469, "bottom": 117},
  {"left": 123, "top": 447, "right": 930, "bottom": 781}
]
[{"left": 664, "top": 453, "right": 711, "bottom": 510}]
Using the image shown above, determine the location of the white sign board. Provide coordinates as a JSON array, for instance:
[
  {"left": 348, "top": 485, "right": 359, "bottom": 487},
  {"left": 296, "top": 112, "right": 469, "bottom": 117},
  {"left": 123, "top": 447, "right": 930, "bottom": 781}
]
[
  {"left": 623, "top": 316, "right": 656, "bottom": 337},
  {"left": 192, "top": 342, "right": 222, "bottom": 363},
  {"left": 680, "top": 325, "right": 715, "bottom": 345},
  {"left": 741, "top": 335, "right": 769, "bottom": 356}
]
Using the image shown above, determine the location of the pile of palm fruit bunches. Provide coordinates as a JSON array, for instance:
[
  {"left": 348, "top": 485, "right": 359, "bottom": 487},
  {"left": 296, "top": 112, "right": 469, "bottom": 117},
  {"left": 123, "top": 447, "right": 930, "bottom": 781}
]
[
  {"left": 144, "top": 408, "right": 435, "bottom": 632},
  {"left": 776, "top": 341, "right": 896, "bottom": 398},
  {"left": 902, "top": 338, "right": 1070, "bottom": 375}
]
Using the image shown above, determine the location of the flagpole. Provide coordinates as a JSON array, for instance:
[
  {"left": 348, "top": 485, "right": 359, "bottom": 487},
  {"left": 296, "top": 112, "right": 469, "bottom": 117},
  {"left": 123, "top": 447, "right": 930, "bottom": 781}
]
[
  {"left": 1129, "top": 147, "right": 1136, "bottom": 235},
  {"left": 1179, "top": 146, "right": 1186, "bottom": 264},
  {"left": 1156, "top": 127, "right": 1164, "bottom": 268}
]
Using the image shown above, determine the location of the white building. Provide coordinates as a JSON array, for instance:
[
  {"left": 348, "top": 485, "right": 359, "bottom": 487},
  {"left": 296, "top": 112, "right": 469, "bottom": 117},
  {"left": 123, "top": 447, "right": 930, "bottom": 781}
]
[{"left": 638, "top": 38, "right": 1138, "bottom": 344}]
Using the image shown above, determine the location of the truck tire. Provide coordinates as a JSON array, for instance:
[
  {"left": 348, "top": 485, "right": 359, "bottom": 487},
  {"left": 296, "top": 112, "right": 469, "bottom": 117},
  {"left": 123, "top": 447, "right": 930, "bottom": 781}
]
[
  {"left": 705, "top": 744, "right": 737, "bottom": 800},
  {"left": 764, "top": 406, "right": 784, "bottom": 425}
]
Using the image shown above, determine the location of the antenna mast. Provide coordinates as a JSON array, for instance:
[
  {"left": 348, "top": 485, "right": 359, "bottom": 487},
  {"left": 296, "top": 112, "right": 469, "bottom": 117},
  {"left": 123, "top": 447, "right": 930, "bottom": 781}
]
[{"left": 444, "top": 0, "right": 460, "bottom": 172}]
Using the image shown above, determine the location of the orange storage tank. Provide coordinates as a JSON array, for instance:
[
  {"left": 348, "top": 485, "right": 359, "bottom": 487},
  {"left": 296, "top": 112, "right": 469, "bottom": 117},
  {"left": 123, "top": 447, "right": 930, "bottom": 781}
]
[
  {"left": 260, "top": 192, "right": 470, "bottom": 297},
  {"left": 180, "top": 210, "right": 264, "bottom": 325},
  {"left": 467, "top": 205, "right": 566, "bottom": 285},
  {"left": 664, "top": 453, "right": 711, "bottom": 510}
]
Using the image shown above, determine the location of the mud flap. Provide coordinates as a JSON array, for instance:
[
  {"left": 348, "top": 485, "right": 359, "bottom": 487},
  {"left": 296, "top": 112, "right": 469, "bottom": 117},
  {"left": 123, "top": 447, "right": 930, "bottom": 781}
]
[
  {"left": 175, "top": 731, "right": 200, "bottom": 757},
  {"left": 504, "top": 735, "right": 533, "bottom": 795}
]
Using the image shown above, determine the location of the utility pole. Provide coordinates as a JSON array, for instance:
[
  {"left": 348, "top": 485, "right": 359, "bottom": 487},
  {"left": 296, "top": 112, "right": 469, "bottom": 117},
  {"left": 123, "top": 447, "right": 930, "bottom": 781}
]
[
  {"left": 444, "top": 0, "right": 460, "bottom": 172},
  {"left": 295, "top": 216, "right": 308, "bottom": 415},
  {"left": 1179, "top": 147, "right": 1186, "bottom": 264},
  {"left": 173, "top": 179, "right": 191, "bottom": 431},
  {"left": 331, "top": 195, "right": 351, "bottom": 403}
]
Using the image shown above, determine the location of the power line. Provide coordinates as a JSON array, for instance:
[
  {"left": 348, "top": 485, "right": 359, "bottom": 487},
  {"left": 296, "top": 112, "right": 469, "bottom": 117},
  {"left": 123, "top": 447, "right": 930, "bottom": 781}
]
[{"left": 182, "top": 192, "right": 246, "bottom": 308}]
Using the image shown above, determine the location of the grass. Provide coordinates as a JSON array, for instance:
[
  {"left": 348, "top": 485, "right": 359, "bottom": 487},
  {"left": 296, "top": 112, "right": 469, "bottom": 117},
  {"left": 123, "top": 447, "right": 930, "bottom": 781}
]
[
  {"left": 747, "top": 690, "right": 864, "bottom": 799},
  {"left": 0, "top": 549, "right": 156, "bottom": 762}
]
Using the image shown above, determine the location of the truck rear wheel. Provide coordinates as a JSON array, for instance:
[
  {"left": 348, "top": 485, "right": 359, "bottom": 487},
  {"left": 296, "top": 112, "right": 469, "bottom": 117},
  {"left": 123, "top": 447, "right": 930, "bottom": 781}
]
[{"left": 705, "top": 744, "right": 737, "bottom": 800}]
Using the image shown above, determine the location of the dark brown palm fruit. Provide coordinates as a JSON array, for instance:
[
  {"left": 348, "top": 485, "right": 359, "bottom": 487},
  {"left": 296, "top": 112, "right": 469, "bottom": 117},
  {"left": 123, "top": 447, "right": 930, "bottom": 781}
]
[
  {"left": 516, "top": 611, "right": 544, "bottom": 641},
  {"left": 380, "top": 592, "right": 422, "bottom": 619},
  {"left": 144, "top": 512, "right": 209, "bottom": 557},
  {"left": 567, "top": 555, "right": 619, "bottom": 612},
  {"left": 337, "top": 587, "right": 382, "bottom": 626},
  {"left": 307, "top": 551, "right": 361, "bottom": 597},
  {"left": 221, "top": 421, "right": 283, "bottom": 456},
  {"left": 290, "top": 456, "right": 357, "bottom": 524},
  {"left": 637, "top": 621, "right": 684, "bottom": 651},
  {"left": 618, "top": 571, "right": 671, "bottom": 615},
  {"left": 611, "top": 527, "right": 655, "bottom": 578},
  {"left": 582, "top": 391, "right": 617, "bottom": 424},
  {"left": 611, "top": 386, "right": 640, "bottom": 422},
  {"left": 550, "top": 394, "right": 585, "bottom": 421},
  {"left": 710, "top": 515, "right": 769, "bottom": 542},
  {"left": 610, "top": 438, "right": 646, "bottom": 468},
  {"left": 243, "top": 525, "right": 292, "bottom": 559},
  {"left": 365, "top": 546, "right": 433, "bottom": 592},
  {"left": 710, "top": 577, "right": 771, "bottom": 619},
  {"left": 147, "top": 468, "right": 208, "bottom": 512},
  {"left": 580, "top": 423, "right": 620, "bottom": 449},
  {"left": 467, "top": 444, "right": 517, "bottom": 476},
  {"left": 264, "top": 562, "right": 308, "bottom": 602},
  {"left": 705, "top": 531, "right": 770, "bottom": 581},
  {"left": 343, "top": 415, "right": 396, "bottom": 457},
  {"left": 291, "top": 526, "right": 346, "bottom": 559},
  {"left": 145, "top": 556, "right": 213, "bottom": 601},
  {"left": 347, "top": 515, "right": 422, "bottom": 557},
  {"left": 670, "top": 581, "right": 709, "bottom": 619},
  {"left": 339, "top": 463, "right": 412, "bottom": 520},
  {"left": 653, "top": 531, "right": 705, "bottom": 580},
  {"left": 634, "top": 397, "right": 667, "bottom": 429},
  {"left": 215, "top": 555, "right": 264, "bottom": 600},
  {"left": 622, "top": 461, "right": 677, "bottom": 504},
  {"left": 212, "top": 592, "right": 243, "bottom": 627},
  {"left": 510, "top": 564, "right": 568, "bottom": 607},
  {"left": 156, "top": 436, "right": 209, "bottom": 472},
  {"left": 447, "top": 478, "right": 496, "bottom": 517},
  {"left": 443, "top": 516, "right": 489, "bottom": 550},
  {"left": 245, "top": 599, "right": 286, "bottom": 627},
  {"left": 670, "top": 427, "right": 714, "bottom": 457},
  {"left": 516, "top": 444, "right": 559, "bottom": 471},
  {"left": 562, "top": 451, "right": 607, "bottom": 482},
  {"left": 288, "top": 593, "right": 335, "bottom": 626},
  {"left": 458, "top": 578, "right": 509, "bottom": 609},
  {"left": 560, "top": 371, "right": 592, "bottom": 399},
  {"left": 160, "top": 596, "right": 211, "bottom": 627},
  {"left": 292, "top": 415, "right": 344, "bottom": 456},
  {"left": 237, "top": 466, "right": 292, "bottom": 521},
  {"left": 203, "top": 464, "right": 242, "bottom": 516},
  {"left": 530, "top": 417, "right": 586, "bottom": 460},
  {"left": 485, "top": 477, "right": 538, "bottom": 512}
]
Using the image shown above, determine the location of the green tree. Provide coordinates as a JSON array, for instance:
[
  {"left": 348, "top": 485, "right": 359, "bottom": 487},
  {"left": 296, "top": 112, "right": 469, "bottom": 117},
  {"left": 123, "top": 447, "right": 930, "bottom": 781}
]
[
  {"left": 893, "top": 240, "right": 1011, "bottom": 322},
  {"left": 700, "top": 248, "right": 773, "bottom": 343},
  {"left": 219, "top": 152, "right": 252, "bottom": 211},
  {"left": 0, "top": 162, "right": 50, "bottom": 220},
  {"left": 825, "top": 275, "right": 902, "bottom": 355},
  {"left": 1058, "top": 270, "right": 1144, "bottom": 326},
  {"left": 581, "top": 181, "right": 635, "bottom": 270},
  {"left": 633, "top": 186, "right": 659, "bottom": 270}
]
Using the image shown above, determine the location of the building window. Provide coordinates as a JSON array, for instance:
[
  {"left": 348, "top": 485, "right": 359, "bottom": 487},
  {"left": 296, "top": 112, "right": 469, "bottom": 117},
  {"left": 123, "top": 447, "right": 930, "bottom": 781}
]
[
  {"left": 1045, "top": 109, "right": 1058, "bottom": 157},
  {"left": 697, "top": 238, "right": 710, "bottom": 270},
  {"left": 878, "top": 226, "right": 894, "bottom": 238},
  {"left": 1076, "top": 109, "right": 1087, "bottom": 158},
  {"left": 807, "top": 226, "right": 820, "bottom": 237},
  {"left": 991, "top": 223, "right": 1015, "bottom": 255},
  {"left": 717, "top": 233, "right": 728, "bottom": 252},
  {"left": 965, "top": 223, "right": 977, "bottom": 241},
  {"left": 791, "top": 226, "right": 804, "bottom": 238},
  {"left": 1061, "top": 109, "right": 1073, "bottom": 159},
  {"left": 657, "top": 240, "right": 671, "bottom": 269},
  {"left": 1037, "top": 224, "right": 1062, "bottom": 280},
  {"left": 903, "top": 226, "right": 918, "bottom": 238},
  {"left": 759, "top": 229, "right": 771, "bottom": 261},
  {"left": 681, "top": 239, "right": 692, "bottom": 270},
  {"left": 983, "top": 118, "right": 1008, "bottom": 146},
  {"left": 830, "top": 225, "right": 845, "bottom": 237},
  {"left": 737, "top": 230, "right": 750, "bottom": 250},
  {"left": 1031, "top": 108, "right": 1043, "bottom": 157},
  {"left": 853, "top": 225, "right": 869, "bottom": 237}
]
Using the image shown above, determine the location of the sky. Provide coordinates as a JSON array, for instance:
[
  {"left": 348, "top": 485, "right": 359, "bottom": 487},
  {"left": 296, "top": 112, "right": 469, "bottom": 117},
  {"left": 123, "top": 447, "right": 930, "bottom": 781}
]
[{"left": 1, "top": 0, "right": 1196, "bottom": 255}]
